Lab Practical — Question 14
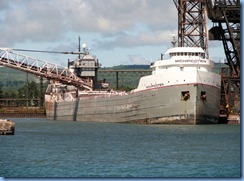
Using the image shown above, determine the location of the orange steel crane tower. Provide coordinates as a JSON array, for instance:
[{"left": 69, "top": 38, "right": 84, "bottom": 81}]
[
  {"left": 173, "top": 0, "right": 209, "bottom": 57},
  {"left": 207, "top": 0, "right": 240, "bottom": 115}
]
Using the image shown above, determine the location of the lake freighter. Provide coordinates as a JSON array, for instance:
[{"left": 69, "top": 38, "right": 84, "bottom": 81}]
[{"left": 45, "top": 43, "right": 221, "bottom": 124}]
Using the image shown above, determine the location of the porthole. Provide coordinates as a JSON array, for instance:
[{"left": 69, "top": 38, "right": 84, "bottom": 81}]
[
  {"left": 181, "top": 91, "right": 190, "bottom": 101},
  {"left": 201, "top": 91, "right": 207, "bottom": 101}
]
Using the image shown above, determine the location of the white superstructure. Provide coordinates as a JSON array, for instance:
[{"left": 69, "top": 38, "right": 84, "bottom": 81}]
[{"left": 133, "top": 47, "right": 221, "bottom": 92}]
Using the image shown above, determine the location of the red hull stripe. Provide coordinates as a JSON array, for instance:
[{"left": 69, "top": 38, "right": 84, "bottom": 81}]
[{"left": 133, "top": 83, "right": 220, "bottom": 94}]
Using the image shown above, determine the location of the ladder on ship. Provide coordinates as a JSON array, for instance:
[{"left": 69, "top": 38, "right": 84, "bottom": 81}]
[{"left": 0, "top": 48, "right": 93, "bottom": 91}]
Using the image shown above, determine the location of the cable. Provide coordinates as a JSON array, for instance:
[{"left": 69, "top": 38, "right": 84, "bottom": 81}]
[{"left": 13, "top": 49, "right": 85, "bottom": 55}]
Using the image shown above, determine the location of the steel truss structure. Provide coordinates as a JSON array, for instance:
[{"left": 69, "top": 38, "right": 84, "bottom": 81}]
[
  {"left": 173, "top": 0, "right": 208, "bottom": 57},
  {"left": 207, "top": 0, "right": 240, "bottom": 114},
  {"left": 208, "top": 0, "right": 240, "bottom": 77},
  {"left": 0, "top": 48, "right": 92, "bottom": 90}
]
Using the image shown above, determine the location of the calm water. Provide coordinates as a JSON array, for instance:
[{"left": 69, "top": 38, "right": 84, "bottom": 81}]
[{"left": 0, "top": 118, "right": 241, "bottom": 178}]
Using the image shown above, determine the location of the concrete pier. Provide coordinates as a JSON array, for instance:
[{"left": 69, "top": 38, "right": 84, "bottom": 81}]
[
  {"left": 0, "top": 119, "right": 15, "bottom": 135},
  {"left": 227, "top": 114, "right": 240, "bottom": 124}
]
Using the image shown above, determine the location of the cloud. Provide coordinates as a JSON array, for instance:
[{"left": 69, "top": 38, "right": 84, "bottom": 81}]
[
  {"left": 0, "top": 0, "right": 177, "bottom": 49},
  {"left": 94, "top": 30, "right": 177, "bottom": 50},
  {"left": 0, "top": 0, "right": 10, "bottom": 10},
  {"left": 127, "top": 54, "right": 149, "bottom": 64},
  {"left": 2, "top": 0, "right": 206, "bottom": 67},
  {"left": 1, "top": 0, "right": 67, "bottom": 45}
]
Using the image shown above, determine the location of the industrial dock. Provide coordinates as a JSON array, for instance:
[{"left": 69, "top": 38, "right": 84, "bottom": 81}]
[{"left": 0, "top": 0, "right": 240, "bottom": 124}]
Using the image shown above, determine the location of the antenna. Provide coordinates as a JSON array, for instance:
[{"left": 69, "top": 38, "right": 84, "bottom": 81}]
[
  {"left": 78, "top": 36, "right": 81, "bottom": 59},
  {"left": 171, "top": 35, "right": 177, "bottom": 47}
]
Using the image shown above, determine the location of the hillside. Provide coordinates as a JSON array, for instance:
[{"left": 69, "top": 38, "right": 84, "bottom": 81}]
[
  {"left": 0, "top": 67, "right": 38, "bottom": 91},
  {"left": 101, "top": 64, "right": 150, "bottom": 70},
  {"left": 0, "top": 67, "right": 37, "bottom": 81}
]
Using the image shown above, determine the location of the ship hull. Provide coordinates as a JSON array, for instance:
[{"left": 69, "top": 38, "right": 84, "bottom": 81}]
[{"left": 45, "top": 83, "right": 220, "bottom": 124}]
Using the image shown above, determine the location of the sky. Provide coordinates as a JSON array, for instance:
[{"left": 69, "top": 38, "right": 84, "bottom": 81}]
[{"left": 0, "top": 0, "right": 226, "bottom": 67}]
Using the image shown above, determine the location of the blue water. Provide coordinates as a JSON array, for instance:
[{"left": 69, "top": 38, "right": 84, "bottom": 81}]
[{"left": 0, "top": 118, "right": 241, "bottom": 178}]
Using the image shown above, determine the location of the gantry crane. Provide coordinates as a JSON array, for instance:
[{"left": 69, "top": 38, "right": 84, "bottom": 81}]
[{"left": 207, "top": 0, "right": 240, "bottom": 115}]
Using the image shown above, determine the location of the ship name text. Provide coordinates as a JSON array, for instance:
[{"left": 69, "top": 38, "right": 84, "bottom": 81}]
[{"left": 175, "top": 60, "right": 207, "bottom": 63}]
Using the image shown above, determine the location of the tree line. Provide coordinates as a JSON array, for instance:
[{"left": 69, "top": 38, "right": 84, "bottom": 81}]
[
  {"left": 0, "top": 80, "right": 47, "bottom": 107},
  {"left": 0, "top": 81, "right": 41, "bottom": 99}
]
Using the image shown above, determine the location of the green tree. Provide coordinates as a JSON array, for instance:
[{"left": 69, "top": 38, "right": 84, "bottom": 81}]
[
  {"left": 10, "top": 92, "right": 17, "bottom": 98},
  {"left": 28, "top": 81, "right": 39, "bottom": 99},
  {"left": 0, "top": 86, "right": 3, "bottom": 99},
  {"left": 4, "top": 91, "right": 10, "bottom": 98},
  {"left": 18, "top": 86, "right": 25, "bottom": 98},
  {"left": 17, "top": 81, "right": 40, "bottom": 105}
]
